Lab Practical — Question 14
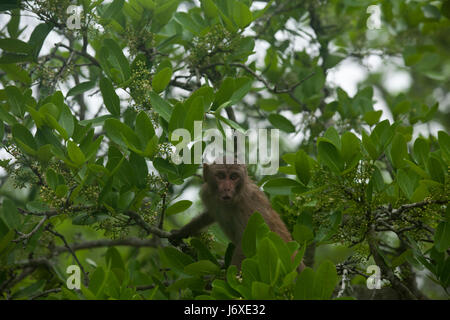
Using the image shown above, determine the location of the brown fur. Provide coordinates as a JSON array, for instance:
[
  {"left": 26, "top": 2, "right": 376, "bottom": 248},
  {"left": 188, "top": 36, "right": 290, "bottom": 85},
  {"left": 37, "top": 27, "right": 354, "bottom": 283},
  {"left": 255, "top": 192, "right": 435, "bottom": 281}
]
[{"left": 172, "top": 163, "right": 303, "bottom": 270}]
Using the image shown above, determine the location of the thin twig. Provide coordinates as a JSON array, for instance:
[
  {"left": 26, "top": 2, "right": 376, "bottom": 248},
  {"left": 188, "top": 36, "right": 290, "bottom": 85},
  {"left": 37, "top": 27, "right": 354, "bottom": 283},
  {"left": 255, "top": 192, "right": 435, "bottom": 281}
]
[
  {"left": 54, "top": 238, "right": 159, "bottom": 254},
  {"left": 13, "top": 216, "right": 48, "bottom": 243},
  {"left": 126, "top": 211, "right": 171, "bottom": 238},
  {"left": 45, "top": 225, "right": 89, "bottom": 286},
  {"left": 56, "top": 43, "right": 101, "bottom": 68},
  {"left": 29, "top": 288, "right": 62, "bottom": 300}
]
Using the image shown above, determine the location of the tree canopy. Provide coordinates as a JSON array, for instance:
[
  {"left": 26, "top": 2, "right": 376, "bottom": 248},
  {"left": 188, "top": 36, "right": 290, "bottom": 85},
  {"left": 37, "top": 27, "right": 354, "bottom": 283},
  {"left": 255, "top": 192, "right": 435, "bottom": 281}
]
[{"left": 0, "top": 0, "right": 449, "bottom": 300}]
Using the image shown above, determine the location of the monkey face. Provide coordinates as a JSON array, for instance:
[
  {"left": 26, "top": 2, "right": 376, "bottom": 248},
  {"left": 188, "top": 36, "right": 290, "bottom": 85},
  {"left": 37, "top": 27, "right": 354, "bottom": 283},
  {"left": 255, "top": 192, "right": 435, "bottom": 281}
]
[{"left": 203, "top": 164, "right": 246, "bottom": 203}]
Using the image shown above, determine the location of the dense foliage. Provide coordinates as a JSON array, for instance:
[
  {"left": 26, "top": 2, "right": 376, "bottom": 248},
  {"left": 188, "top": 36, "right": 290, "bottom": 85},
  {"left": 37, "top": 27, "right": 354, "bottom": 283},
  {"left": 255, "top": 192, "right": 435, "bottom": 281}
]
[{"left": 0, "top": 0, "right": 449, "bottom": 300}]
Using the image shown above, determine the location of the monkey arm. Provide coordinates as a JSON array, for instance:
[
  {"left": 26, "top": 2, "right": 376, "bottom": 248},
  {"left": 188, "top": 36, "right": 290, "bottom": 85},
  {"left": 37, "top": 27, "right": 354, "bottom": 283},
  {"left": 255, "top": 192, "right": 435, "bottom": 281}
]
[{"left": 170, "top": 212, "right": 215, "bottom": 240}]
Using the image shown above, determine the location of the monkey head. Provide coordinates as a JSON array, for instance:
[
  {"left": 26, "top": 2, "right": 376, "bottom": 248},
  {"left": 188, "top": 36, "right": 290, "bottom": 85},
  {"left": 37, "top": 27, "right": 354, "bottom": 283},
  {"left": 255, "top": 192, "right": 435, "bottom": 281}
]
[{"left": 203, "top": 162, "right": 247, "bottom": 203}]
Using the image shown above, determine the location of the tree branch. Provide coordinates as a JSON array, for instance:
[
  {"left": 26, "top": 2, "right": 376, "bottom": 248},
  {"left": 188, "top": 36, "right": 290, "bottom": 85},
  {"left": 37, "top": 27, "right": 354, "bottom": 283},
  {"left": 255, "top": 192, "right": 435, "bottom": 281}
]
[
  {"left": 45, "top": 225, "right": 89, "bottom": 286},
  {"left": 54, "top": 237, "right": 159, "bottom": 254},
  {"left": 12, "top": 216, "right": 48, "bottom": 243},
  {"left": 125, "top": 211, "right": 171, "bottom": 238},
  {"left": 367, "top": 227, "right": 418, "bottom": 300}
]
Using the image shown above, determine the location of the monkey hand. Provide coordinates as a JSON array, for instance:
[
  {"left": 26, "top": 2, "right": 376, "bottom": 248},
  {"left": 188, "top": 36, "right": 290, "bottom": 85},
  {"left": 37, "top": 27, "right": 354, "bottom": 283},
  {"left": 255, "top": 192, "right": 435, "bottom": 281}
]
[{"left": 168, "top": 229, "right": 184, "bottom": 246}]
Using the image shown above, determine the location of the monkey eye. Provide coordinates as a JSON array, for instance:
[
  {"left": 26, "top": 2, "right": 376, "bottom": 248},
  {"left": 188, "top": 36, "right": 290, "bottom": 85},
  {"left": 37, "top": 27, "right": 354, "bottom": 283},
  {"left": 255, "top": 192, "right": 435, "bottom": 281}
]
[
  {"left": 216, "top": 172, "right": 226, "bottom": 179},
  {"left": 230, "top": 173, "right": 239, "bottom": 180}
]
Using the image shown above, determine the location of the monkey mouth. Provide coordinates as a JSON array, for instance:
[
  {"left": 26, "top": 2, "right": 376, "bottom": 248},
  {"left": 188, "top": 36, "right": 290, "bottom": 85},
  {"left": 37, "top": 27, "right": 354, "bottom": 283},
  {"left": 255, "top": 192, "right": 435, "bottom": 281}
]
[{"left": 221, "top": 195, "right": 232, "bottom": 201}]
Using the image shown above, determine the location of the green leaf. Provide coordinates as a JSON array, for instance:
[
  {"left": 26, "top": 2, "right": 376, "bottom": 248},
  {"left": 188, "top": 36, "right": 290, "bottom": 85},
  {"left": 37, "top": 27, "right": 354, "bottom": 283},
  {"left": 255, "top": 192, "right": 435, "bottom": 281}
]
[
  {"left": 6, "top": 10, "right": 20, "bottom": 37},
  {"left": 393, "top": 100, "right": 411, "bottom": 116},
  {"left": 184, "top": 96, "right": 204, "bottom": 138},
  {"left": 153, "top": 157, "right": 177, "bottom": 176},
  {"left": 268, "top": 114, "right": 295, "bottom": 133},
  {"left": 135, "top": 111, "right": 155, "bottom": 146},
  {"left": 251, "top": 281, "right": 273, "bottom": 299},
  {"left": 5, "top": 86, "right": 25, "bottom": 117},
  {"left": 185, "top": 85, "right": 214, "bottom": 113},
  {"left": 230, "top": 77, "right": 253, "bottom": 104},
  {"left": 263, "top": 178, "right": 305, "bottom": 195},
  {"left": 442, "top": 0, "right": 450, "bottom": 19},
  {"left": 152, "top": 67, "right": 172, "bottom": 93},
  {"left": 72, "top": 212, "right": 108, "bottom": 225},
  {"left": 397, "top": 169, "right": 419, "bottom": 200},
  {"left": 10, "top": 280, "right": 46, "bottom": 299},
  {"left": 184, "top": 260, "right": 221, "bottom": 276},
  {"left": 84, "top": 135, "right": 104, "bottom": 161},
  {"left": 0, "top": 52, "right": 32, "bottom": 64},
  {"left": 55, "top": 184, "right": 69, "bottom": 198},
  {"left": 341, "top": 132, "right": 361, "bottom": 170},
  {"left": 294, "top": 267, "right": 315, "bottom": 299},
  {"left": 0, "top": 64, "right": 31, "bottom": 85},
  {"left": 201, "top": 0, "right": 219, "bottom": 18},
  {"left": 67, "top": 141, "right": 86, "bottom": 166},
  {"left": 12, "top": 123, "right": 37, "bottom": 155},
  {"left": 231, "top": 0, "right": 253, "bottom": 28},
  {"left": 0, "top": 0, "right": 20, "bottom": 11},
  {"left": 241, "top": 212, "right": 270, "bottom": 258},
  {"left": 166, "top": 200, "right": 192, "bottom": 216},
  {"left": 217, "top": 115, "right": 245, "bottom": 133},
  {"left": 149, "top": 91, "right": 172, "bottom": 122},
  {"left": 190, "top": 238, "right": 219, "bottom": 265},
  {"left": 422, "top": 4, "right": 441, "bottom": 20},
  {"left": 1, "top": 199, "right": 21, "bottom": 229},
  {"left": 317, "top": 139, "right": 344, "bottom": 173},
  {"left": 66, "top": 81, "right": 96, "bottom": 97},
  {"left": 102, "top": 0, "right": 124, "bottom": 20},
  {"left": 426, "top": 157, "right": 444, "bottom": 184},
  {"left": 294, "top": 149, "right": 311, "bottom": 186},
  {"left": 293, "top": 224, "right": 314, "bottom": 244},
  {"left": 257, "top": 238, "right": 280, "bottom": 285},
  {"left": 104, "top": 38, "right": 131, "bottom": 81},
  {"left": 259, "top": 98, "right": 280, "bottom": 112},
  {"left": 168, "top": 102, "right": 186, "bottom": 134},
  {"left": 0, "top": 38, "right": 33, "bottom": 55},
  {"left": 437, "top": 131, "right": 450, "bottom": 161},
  {"left": 43, "top": 113, "right": 68, "bottom": 140},
  {"left": 45, "top": 168, "right": 58, "bottom": 190},
  {"left": 40, "top": 102, "right": 60, "bottom": 119},
  {"left": 105, "top": 118, "right": 141, "bottom": 151},
  {"left": 413, "top": 137, "right": 429, "bottom": 166},
  {"left": 371, "top": 120, "right": 394, "bottom": 152},
  {"left": 160, "top": 246, "right": 195, "bottom": 273},
  {"left": 313, "top": 260, "right": 338, "bottom": 299},
  {"left": 388, "top": 133, "right": 407, "bottom": 168},
  {"left": 28, "top": 23, "right": 53, "bottom": 60},
  {"left": 0, "top": 121, "right": 4, "bottom": 142},
  {"left": 105, "top": 247, "right": 125, "bottom": 270},
  {"left": 435, "top": 222, "right": 450, "bottom": 253},
  {"left": 212, "top": 77, "right": 235, "bottom": 109},
  {"left": 89, "top": 267, "right": 106, "bottom": 297},
  {"left": 363, "top": 110, "right": 382, "bottom": 126},
  {"left": 128, "top": 152, "right": 147, "bottom": 188},
  {"left": 211, "top": 279, "right": 238, "bottom": 299},
  {"left": 362, "top": 130, "right": 378, "bottom": 160},
  {"left": 173, "top": 12, "right": 203, "bottom": 35},
  {"left": 59, "top": 105, "right": 74, "bottom": 138},
  {"left": 99, "top": 77, "right": 121, "bottom": 116},
  {"left": 324, "top": 127, "right": 341, "bottom": 150}
]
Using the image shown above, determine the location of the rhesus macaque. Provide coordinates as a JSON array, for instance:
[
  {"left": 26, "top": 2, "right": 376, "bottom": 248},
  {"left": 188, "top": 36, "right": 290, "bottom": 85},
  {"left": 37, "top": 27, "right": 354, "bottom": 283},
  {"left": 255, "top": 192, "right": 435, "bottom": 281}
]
[{"left": 170, "top": 162, "right": 305, "bottom": 271}]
